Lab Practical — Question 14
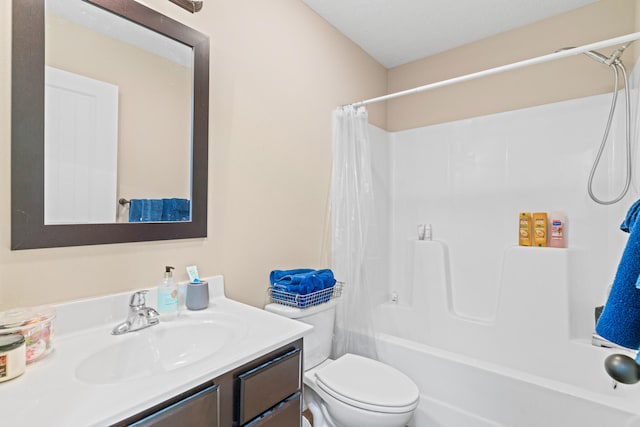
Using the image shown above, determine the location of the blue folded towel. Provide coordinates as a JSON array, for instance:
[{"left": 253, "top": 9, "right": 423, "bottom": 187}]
[
  {"left": 270, "top": 269, "right": 315, "bottom": 285},
  {"left": 596, "top": 199, "right": 640, "bottom": 349},
  {"left": 128, "top": 198, "right": 190, "bottom": 222},
  {"left": 270, "top": 269, "right": 336, "bottom": 295}
]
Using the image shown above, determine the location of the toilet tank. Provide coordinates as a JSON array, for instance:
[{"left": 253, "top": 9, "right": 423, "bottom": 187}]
[{"left": 264, "top": 299, "right": 337, "bottom": 369}]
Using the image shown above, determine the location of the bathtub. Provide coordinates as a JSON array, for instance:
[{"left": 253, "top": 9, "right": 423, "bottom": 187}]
[
  {"left": 370, "top": 242, "right": 640, "bottom": 427},
  {"left": 376, "top": 332, "right": 640, "bottom": 427}
]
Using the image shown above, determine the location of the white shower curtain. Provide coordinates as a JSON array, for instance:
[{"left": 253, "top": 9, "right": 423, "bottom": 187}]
[{"left": 330, "top": 105, "right": 378, "bottom": 360}]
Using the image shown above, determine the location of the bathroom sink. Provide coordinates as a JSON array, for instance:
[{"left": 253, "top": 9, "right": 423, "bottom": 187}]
[{"left": 75, "top": 319, "right": 243, "bottom": 384}]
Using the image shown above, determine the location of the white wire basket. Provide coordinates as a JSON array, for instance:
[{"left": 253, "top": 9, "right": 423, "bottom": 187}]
[{"left": 268, "top": 281, "right": 343, "bottom": 309}]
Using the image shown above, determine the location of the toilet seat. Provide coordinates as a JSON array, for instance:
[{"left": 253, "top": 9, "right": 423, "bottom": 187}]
[{"left": 314, "top": 353, "right": 419, "bottom": 414}]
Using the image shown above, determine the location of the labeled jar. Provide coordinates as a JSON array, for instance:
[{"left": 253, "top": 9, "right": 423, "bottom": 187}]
[
  {"left": 0, "top": 334, "right": 26, "bottom": 382},
  {"left": 0, "top": 306, "right": 55, "bottom": 364}
]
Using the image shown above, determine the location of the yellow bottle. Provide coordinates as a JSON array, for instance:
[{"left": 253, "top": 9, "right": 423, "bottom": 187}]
[
  {"left": 533, "top": 212, "right": 548, "bottom": 247},
  {"left": 519, "top": 212, "right": 532, "bottom": 246}
]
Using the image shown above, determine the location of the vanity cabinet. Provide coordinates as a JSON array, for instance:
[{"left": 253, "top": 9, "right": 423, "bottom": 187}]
[
  {"left": 235, "top": 347, "right": 302, "bottom": 426},
  {"left": 112, "top": 339, "right": 303, "bottom": 427},
  {"left": 111, "top": 380, "right": 220, "bottom": 427},
  {"left": 222, "top": 339, "right": 303, "bottom": 427},
  {"left": 129, "top": 383, "right": 220, "bottom": 427}
]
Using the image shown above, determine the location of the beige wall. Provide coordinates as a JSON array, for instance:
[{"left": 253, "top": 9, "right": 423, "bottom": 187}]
[
  {"left": 387, "top": 0, "right": 639, "bottom": 131},
  {"left": 2, "top": 0, "right": 637, "bottom": 311},
  {"left": 0, "top": 0, "right": 386, "bottom": 310}
]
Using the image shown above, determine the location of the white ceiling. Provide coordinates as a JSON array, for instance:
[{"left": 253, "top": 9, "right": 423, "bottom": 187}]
[{"left": 302, "top": 0, "right": 598, "bottom": 68}]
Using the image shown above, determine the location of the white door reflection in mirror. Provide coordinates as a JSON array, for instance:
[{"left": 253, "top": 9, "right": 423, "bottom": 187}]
[{"left": 45, "top": 66, "right": 118, "bottom": 225}]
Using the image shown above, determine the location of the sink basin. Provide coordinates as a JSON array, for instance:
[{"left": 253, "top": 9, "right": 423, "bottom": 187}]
[{"left": 75, "top": 319, "right": 244, "bottom": 384}]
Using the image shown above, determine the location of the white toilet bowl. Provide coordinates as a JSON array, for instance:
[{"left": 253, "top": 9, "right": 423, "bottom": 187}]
[
  {"left": 303, "top": 354, "right": 419, "bottom": 427},
  {"left": 264, "top": 301, "right": 419, "bottom": 427}
]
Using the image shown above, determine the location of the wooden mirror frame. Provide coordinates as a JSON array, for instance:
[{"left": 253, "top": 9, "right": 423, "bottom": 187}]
[{"left": 11, "top": 0, "right": 209, "bottom": 249}]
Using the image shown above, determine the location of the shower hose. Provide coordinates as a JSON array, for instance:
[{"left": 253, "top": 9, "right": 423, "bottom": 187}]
[{"left": 587, "top": 60, "right": 632, "bottom": 205}]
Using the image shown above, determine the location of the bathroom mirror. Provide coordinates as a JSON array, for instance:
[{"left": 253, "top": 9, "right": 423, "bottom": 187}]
[{"left": 12, "top": 0, "right": 209, "bottom": 249}]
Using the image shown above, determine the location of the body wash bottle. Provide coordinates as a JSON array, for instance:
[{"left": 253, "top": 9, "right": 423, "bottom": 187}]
[
  {"left": 549, "top": 211, "right": 567, "bottom": 248},
  {"left": 157, "top": 266, "right": 178, "bottom": 320}
]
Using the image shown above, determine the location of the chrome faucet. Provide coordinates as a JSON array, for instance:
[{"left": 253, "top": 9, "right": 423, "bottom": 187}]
[{"left": 112, "top": 290, "right": 160, "bottom": 335}]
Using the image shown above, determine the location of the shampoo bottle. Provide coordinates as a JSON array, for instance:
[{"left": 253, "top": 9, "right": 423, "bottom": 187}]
[
  {"left": 532, "top": 212, "right": 548, "bottom": 247},
  {"left": 549, "top": 211, "right": 567, "bottom": 248},
  {"left": 157, "top": 266, "right": 178, "bottom": 320},
  {"left": 518, "top": 212, "right": 532, "bottom": 246}
]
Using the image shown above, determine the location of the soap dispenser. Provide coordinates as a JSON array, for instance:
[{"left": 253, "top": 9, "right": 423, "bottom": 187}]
[{"left": 157, "top": 266, "right": 178, "bottom": 320}]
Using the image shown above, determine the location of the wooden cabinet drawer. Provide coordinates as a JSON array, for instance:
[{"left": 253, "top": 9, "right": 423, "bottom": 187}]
[
  {"left": 237, "top": 348, "right": 301, "bottom": 424},
  {"left": 129, "top": 383, "right": 219, "bottom": 427},
  {"left": 244, "top": 392, "right": 301, "bottom": 427}
]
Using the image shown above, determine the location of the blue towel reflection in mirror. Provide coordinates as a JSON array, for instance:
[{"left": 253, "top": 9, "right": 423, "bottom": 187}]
[{"left": 126, "top": 198, "right": 191, "bottom": 222}]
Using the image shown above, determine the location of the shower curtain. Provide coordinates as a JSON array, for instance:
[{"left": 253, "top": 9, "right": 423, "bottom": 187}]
[{"left": 330, "top": 105, "right": 378, "bottom": 360}]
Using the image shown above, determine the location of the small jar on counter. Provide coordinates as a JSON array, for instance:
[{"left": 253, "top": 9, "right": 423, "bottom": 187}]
[
  {"left": 0, "top": 305, "right": 55, "bottom": 364},
  {"left": 0, "top": 334, "right": 26, "bottom": 383}
]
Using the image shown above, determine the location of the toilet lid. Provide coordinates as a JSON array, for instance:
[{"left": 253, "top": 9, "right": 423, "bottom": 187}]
[{"left": 314, "top": 353, "right": 419, "bottom": 413}]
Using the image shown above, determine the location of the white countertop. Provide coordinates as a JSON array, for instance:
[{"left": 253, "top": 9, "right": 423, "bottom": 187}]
[{"left": 0, "top": 276, "right": 311, "bottom": 426}]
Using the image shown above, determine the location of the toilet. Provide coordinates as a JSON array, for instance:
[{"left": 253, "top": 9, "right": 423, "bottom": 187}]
[{"left": 265, "top": 299, "right": 419, "bottom": 427}]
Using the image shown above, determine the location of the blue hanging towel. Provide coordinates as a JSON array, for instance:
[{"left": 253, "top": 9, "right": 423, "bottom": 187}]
[
  {"left": 129, "top": 199, "right": 144, "bottom": 222},
  {"left": 596, "top": 199, "right": 640, "bottom": 349},
  {"left": 128, "top": 199, "right": 162, "bottom": 222},
  {"left": 621, "top": 199, "right": 640, "bottom": 232},
  {"left": 161, "top": 198, "right": 190, "bottom": 222},
  {"left": 143, "top": 199, "right": 163, "bottom": 221},
  {"left": 129, "top": 198, "right": 190, "bottom": 222}
]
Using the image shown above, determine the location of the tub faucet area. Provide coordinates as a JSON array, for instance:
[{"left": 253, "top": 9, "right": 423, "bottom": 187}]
[
  {"left": 591, "top": 332, "right": 628, "bottom": 350},
  {"left": 112, "top": 291, "right": 159, "bottom": 335}
]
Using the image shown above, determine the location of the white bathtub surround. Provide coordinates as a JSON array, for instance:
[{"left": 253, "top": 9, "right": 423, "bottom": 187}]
[
  {"left": 331, "top": 105, "right": 379, "bottom": 360},
  {"left": 359, "top": 63, "right": 640, "bottom": 425},
  {"left": 377, "top": 243, "right": 633, "bottom": 391},
  {"left": 377, "top": 334, "right": 640, "bottom": 427},
  {"left": 378, "top": 88, "right": 640, "bottom": 326}
]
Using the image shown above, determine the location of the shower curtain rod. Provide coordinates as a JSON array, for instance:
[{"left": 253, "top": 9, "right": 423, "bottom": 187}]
[{"left": 348, "top": 31, "right": 640, "bottom": 108}]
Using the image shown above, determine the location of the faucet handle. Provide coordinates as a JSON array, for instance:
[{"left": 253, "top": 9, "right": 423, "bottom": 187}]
[{"left": 129, "top": 290, "right": 149, "bottom": 308}]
